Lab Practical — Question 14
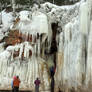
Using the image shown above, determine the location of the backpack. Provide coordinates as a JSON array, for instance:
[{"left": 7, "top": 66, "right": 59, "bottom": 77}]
[{"left": 11, "top": 80, "right": 13, "bottom": 88}]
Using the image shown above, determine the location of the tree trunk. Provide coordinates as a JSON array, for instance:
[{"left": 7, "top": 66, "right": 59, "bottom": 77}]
[{"left": 12, "top": 0, "right": 16, "bottom": 16}]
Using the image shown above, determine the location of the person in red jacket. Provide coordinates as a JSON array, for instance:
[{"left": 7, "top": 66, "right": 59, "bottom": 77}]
[
  {"left": 13, "top": 76, "right": 21, "bottom": 92},
  {"left": 34, "top": 78, "right": 41, "bottom": 92}
]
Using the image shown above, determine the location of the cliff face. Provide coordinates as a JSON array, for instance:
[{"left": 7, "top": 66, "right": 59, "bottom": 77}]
[
  {"left": 0, "top": 0, "right": 92, "bottom": 92},
  {"left": 54, "top": 0, "right": 92, "bottom": 91},
  {"left": 0, "top": 10, "right": 51, "bottom": 91}
]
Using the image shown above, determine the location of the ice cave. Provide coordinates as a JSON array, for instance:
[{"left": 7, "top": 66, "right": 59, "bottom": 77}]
[{"left": 0, "top": 0, "right": 92, "bottom": 92}]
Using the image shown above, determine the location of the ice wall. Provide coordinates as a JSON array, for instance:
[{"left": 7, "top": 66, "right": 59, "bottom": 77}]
[
  {"left": 0, "top": 0, "right": 92, "bottom": 91},
  {"left": 0, "top": 10, "right": 51, "bottom": 91},
  {"left": 12, "top": 11, "right": 52, "bottom": 41},
  {"left": 86, "top": 0, "right": 92, "bottom": 85},
  {"left": 55, "top": 0, "right": 92, "bottom": 91},
  {"left": 0, "top": 42, "right": 50, "bottom": 91}
]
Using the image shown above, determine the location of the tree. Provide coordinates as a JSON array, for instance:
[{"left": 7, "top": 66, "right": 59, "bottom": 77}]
[
  {"left": 11, "top": 0, "right": 16, "bottom": 16},
  {"left": 45, "top": 0, "right": 80, "bottom": 5}
]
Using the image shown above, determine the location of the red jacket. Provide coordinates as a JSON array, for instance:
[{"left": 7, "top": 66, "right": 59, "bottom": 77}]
[{"left": 13, "top": 78, "right": 20, "bottom": 87}]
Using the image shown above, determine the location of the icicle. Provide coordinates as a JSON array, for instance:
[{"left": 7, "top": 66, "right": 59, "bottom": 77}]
[
  {"left": 34, "top": 44, "right": 36, "bottom": 56},
  {"left": 19, "top": 44, "right": 23, "bottom": 59},
  {"left": 26, "top": 42, "right": 29, "bottom": 59},
  {"left": 37, "top": 39, "right": 40, "bottom": 57},
  {"left": 32, "top": 33, "right": 35, "bottom": 43},
  {"left": 28, "top": 33, "right": 30, "bottom": 41},
  {"left": 80, "top": 2, "right": 89, "bottom": 36},
  {"left": 26, "top": 32, "right": 28, "bottom": 41},
  {"left": 35, "top": 42, "right": 38, "bottom": 57},
  {"left": 24, "top": 43, "right": 27, "bottom": 58},
  {"left": 11, "top": 50, "right": 14, "bottom": 61},
  {"left": 58, "top": 32, "right": 64, "bottom": 52},
  {"left": 86, "top": 21, "right": 92, "bottom": 85}
]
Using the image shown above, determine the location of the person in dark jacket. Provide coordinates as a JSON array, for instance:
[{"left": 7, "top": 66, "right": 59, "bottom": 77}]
[{"left": 34, "top": 78, "right": 41, "bottom": 92}]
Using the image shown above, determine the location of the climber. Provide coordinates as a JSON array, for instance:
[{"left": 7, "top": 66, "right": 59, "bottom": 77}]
[
  {"left": 50, "top": 66, "right": 56, "bottom": 77},
  {"left": 13, "top": 76, "right": 21, "bottom": 92},
  {"left": 50, "top": 66, "right": 56, "bottom": 92},
  {"left": 34, "top": 78, "right": 41, "bottom": 92},
  {"left": 51, "top": 76, "right": 54, "bottom": 92}
]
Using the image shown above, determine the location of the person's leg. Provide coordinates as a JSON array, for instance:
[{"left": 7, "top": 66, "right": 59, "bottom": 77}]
[
  {"left": 35, "top": 86, "right": 37, "bottom": 92},
  {"left": 37, "top": 86, "right": 39, "bottom": 92},
  {"left": 36, "top": 85, "right": 39, "bottom": 92},
  {"left": 17, "top": 87, "right": 19, "bottom": 92},
  {"left": 51, "top": 77, "right": 54, "bottom": 92},
  {"left": 13, "top": 87, "right": 15, "bottom": 92},
  {"left": 35, "top": 85, "right": 39, "bottom": 92},
  {"left": 16, "top": 87, "right": 19, "bottom": 92},
  {"left": 14, "top": 87, "right": 16, "bottom": 92},
  {"left": 14, "top": 87, "right": 17, "bottom": 92}
]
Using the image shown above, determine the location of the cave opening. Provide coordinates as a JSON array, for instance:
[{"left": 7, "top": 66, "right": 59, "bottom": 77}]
[
  {"left": 49, "top": 22, "right": 58, "bottom": 92},
  {"left": 50, "top": 22, "right": 58, "bottom": 70}
]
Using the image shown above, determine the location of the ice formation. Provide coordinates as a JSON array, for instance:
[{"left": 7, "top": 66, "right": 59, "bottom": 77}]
[
  {"left": 54, "top": 0, "right": 92, "bottom": 91},
  {"left": 0, "top": 0, "right": 92, "bottom": 92},
  {"left": 0, "top": 10, "right": 51, "bottom": 91},
  {"left": 0, "top": 43, "right": 50, "bottom": 90}
]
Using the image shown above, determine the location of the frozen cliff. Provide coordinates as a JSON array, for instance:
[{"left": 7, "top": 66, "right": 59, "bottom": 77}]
[
  {"left": 0, "top": 10, "right": 51, "bottom": 91},
  {"left": 52, "top": 0, "right": 92, "bottom": 91},
  {"left": 0, "top": 0, "right": 92, "bottom": 92}
]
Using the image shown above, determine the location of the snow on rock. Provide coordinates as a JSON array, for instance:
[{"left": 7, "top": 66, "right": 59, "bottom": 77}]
[
  {"left": 0, "top": 43, "right": 4, "bottom": 53},
  {"left": 2, "top": 10, "right": 14, "bottom": 27},
  {"left": 11, "top": 11, "right": 51, "bottom": 41},
  {"left": 0, "top": 29, "right": 4, "bottom": 40},
  {"left": 0, "top": 10, "right": 14, "bottom": 41},
  {"left": 19, "top": 11, "right": 30, "bottom": 21},
  {"left": 40, "top": 1, "right": 82, "bottom": 36}
]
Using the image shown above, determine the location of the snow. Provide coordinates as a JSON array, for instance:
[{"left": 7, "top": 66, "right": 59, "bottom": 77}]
[
  {"left": 40, "top": 0, "right": 82, "bottom": 33},
  {"left": 0, "top": 50, "right": 11, "bottom": 59},
  {"left": 19, "top": 11, "right": 30, "bottom": 21},
  {"left": 2, "top": 10, "right": 14, "bottom": 27},
  {"left": 6, "top": 42, "right": 34, "bottom": 59},
  {"left": 0, "top": 10, "right": 14, "bottom": 41},
  {"left": 12, "top": 11, "right": 50, "bottom": 37}
]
